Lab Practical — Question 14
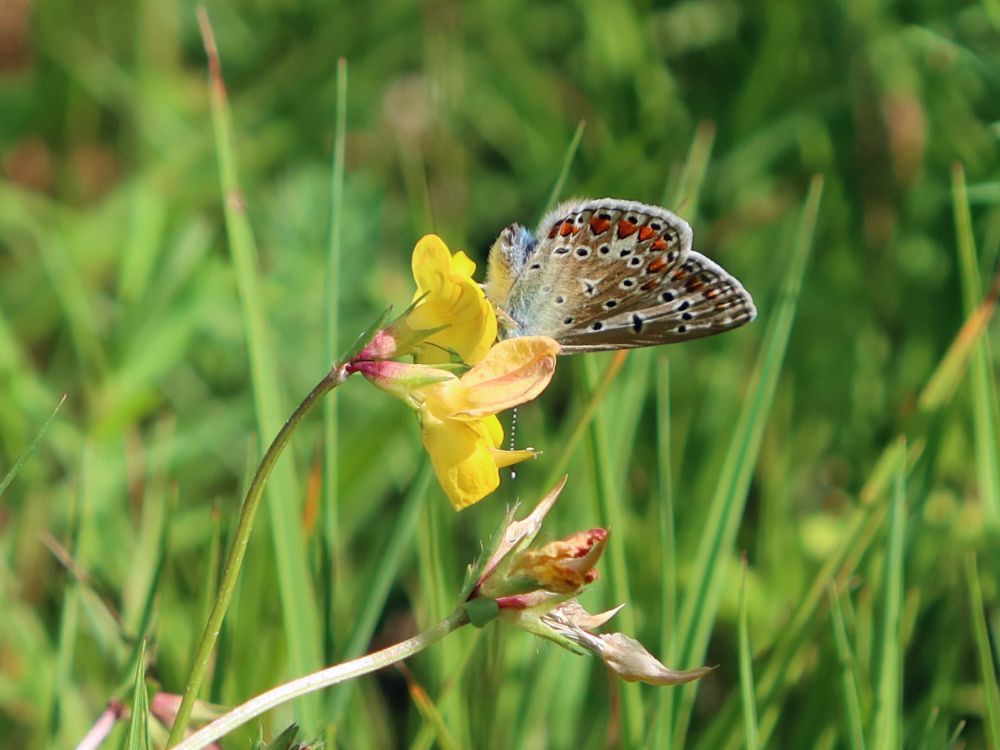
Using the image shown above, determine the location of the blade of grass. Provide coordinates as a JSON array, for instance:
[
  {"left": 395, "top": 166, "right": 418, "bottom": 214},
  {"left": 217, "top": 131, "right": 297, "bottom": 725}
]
[
  {"left": 121, "top": 420, "right": 173, "bottom": 637},
  {"left": 125, "top": 640, "right": 151, "bottom": 750},
  {"left": 871, "top": 445, "right": 906, "bottom": 750},
  {"left": 410, "top": 627, "right": 484, "bottom": 750},
  {"left": 10, "top": 207, "right": 105, "bottom": 376},
  {"left": 671, "top": 175, "right": 824, "bottom": 747},
  {"left": 603, "top": 351, "right": 652, "bottom": 476},
  {"left": 117, "top": 186, "right": 167, "bottom": 306},
  {"left": 654, "top": 355, "right": 678, "bottom": 746},
  {"left": 415, "top": 485, "right": 469, "bottom": 745},
  {"left": 696, "top": 269, "right": 1000, "bottom": 750},
  {"left": 829, "top": 585, "right": 866, "bottom": 750},
  {"left": 964, "top": 554, "right": 1000, "bottom": 748},
  {"left": 404, "top": 667, "right": 462, "bottom": 750},
  {"left": 915, "top": 269, "right": 1000, "bottom": 413},
  {"left": 204, "top": 502, "right": 225, "bottom": 702},
  {"left": 172, "top": 9, "right": 323, "bottom": 738},
  {"left": 328, "top": 462, "right": 433, "bottom": 730},
  {"left": 0, "top": 394, "right": 66, "bottom": 498},
  {"left": 0, "top": 296, "right": 60, "bottom": 422},
  {"left": 583, "top": 353, "right": 641, "bottom": 746},
  {"left": 543, "top": 351, "right": 628, "bottom": 489},
  {"left": 51, "top": 578, "right": 80, "bottom": 745},
  {"left": 118, "top": 486, "right": 175, "bottom": 704},
  {"left": 663, "top": 121, "right": 716, "bottom": 215},
  {"left": 945, "top": 721, "right": 967, "bottom": 749},
  {"left": 655, "top": 127, "right": 717, "bottom": 743},
  {"left": 50, "top": 446, "right": 87, "bottom": 746},
  {"left": 915, "top": 707, "right": 941, "bottom": 750},
  {"left": 951, "top": 162, "right": 1000, "bottom": 533},
  {"left": 738, "top": 558, "right": 760, "bottom": 750},
  {"left": 323, "top": 56, "right": 348, "bottom": 660},
  {"left": 538, "top": 120, "right": 585, "bottom": 218}
]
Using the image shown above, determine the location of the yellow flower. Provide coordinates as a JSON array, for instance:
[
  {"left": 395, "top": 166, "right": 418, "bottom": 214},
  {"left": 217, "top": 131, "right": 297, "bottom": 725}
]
[
  {"left": 406, "top": 234, "right": 497, "bottom": 365},
  {"left": 350, "top": 336, "right": 560, "bottom": 509}
]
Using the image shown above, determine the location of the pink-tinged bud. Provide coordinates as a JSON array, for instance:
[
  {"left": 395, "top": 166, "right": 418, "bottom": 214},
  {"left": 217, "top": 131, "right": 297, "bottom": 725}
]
[
  {"left": 355, "top": 328, "right": 401, "bottom": 361},
  {"left": 347, "top": 358, "right": 444, "bottom": 384},
  {"left": 350, "top": 312, "right": 447, "bottom": 364},
  {"left": 346, "top": 360, "right": 456, "bottom": 409}
]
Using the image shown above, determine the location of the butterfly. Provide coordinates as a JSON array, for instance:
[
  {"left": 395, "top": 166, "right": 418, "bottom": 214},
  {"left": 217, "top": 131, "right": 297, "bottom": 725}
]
[{"left": 484, "top": 198, "right": 756, "bottom": 353}]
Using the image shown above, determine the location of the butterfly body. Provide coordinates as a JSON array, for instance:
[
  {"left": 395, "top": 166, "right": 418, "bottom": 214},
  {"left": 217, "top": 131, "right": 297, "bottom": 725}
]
[{"left": 485, "top": 198, "right": 756, "bottom": 353}]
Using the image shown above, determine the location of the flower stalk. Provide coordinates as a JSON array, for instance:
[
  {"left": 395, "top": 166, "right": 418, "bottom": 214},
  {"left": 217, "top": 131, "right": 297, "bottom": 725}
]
[
  {"left": 171, "top": 608, "right": 470, "bottom": 750},
  {"left": 167, "top": 365, "right": 351, "bottom": 746}
]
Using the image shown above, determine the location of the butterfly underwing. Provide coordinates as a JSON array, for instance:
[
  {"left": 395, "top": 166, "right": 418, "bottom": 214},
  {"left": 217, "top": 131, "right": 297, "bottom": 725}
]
[{"left": 484, "top": 198, "right": 756, "bottom": 353}]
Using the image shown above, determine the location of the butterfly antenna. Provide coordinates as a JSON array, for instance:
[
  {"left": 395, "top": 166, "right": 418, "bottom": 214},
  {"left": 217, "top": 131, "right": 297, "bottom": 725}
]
[{"left": 509, "top": 407, "right": 519, "bottom": 479}]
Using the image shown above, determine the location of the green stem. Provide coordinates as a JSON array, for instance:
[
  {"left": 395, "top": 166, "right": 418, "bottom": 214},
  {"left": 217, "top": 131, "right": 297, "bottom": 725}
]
[
  {"left": 171, "top": 608, "right": 470, "bottom": 750},
  {"left": 166, "top": 365, "right": 350, "bottom": 747}
]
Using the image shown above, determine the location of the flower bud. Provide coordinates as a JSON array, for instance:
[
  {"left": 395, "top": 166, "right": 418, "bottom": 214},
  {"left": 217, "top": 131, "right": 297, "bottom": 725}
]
[{"left": 465, "top": 478, "right": 711, "bottom": 688}]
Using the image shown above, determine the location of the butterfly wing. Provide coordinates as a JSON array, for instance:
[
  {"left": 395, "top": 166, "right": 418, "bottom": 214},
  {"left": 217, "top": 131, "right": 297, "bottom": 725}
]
[
  {"left": 488, "top": 198, "right": 756, "bottom": 353},
  {"left": 555, "top": 248, "right": 757, "bottom": 351}
]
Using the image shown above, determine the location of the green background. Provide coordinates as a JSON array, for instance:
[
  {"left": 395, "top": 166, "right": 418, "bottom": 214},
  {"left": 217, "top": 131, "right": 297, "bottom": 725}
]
[{"left": 2, "top": 0, "right": 999, "bottom": 747}]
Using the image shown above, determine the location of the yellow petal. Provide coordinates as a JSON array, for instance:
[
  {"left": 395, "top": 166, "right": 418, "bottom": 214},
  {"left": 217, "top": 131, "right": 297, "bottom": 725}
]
[
  {"left": 421, "top": 410, "right": 502, "bottom": 510},
  {"left": 490, "top": 447, "right": 538, "bottom": 469},
  {"left": 449, "top": 336, "right": 560, "bottom": 418},
  {"left": 469, "top": 414, "right": 536, "bottom": 467},
  {"left": 410, "top": 234, "right": 453, "bottom": 296},
  {"left": 408, "top": 235, "right": 497, "bottom": 365},
  {"left": 478, "top": 413, "right": 504, "bottom": 447},
  {"left": 450, "top": 250, "right": 477, "bottom": 278}
]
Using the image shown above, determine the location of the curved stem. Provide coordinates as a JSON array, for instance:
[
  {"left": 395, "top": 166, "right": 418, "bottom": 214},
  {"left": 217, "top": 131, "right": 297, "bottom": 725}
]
[
  {"left": 172, "top": 608, "right": 470, "bottom": 750},
  {"left": 167, "top": 365, "right": 350, "bottom": 747}
]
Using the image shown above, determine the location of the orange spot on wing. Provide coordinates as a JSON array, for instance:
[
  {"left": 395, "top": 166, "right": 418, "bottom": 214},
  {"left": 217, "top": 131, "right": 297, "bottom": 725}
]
[
  {"left": 672, "top": 270, "right": 687, "bottom": 282},
  {"left": 617, "top": 220, "right": 638, "bottom": 239},
  {"left": 590, "top": 216, "right": 612, "bottom": 235},
  {"left": 559, "top": 221, "right": 575, "bottom": 237},
  {"left": 548, "top": 224, "right": 560, "bottom": 239},
  {"left": 650, "top": 238, "right": 668, "bottom": 252},
  {"left": 638, "top": 226, "right": 656, "bottom": 241},
  {"left": 640, "top": 279, "right": 658, "bottom": 291},
  {"left": 647, "top": 258, "right": 667, "bottom": 273}
]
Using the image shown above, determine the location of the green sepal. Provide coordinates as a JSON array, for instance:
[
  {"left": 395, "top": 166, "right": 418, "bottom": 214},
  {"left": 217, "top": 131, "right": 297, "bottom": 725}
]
[
  {"left": 251, "top": 722, "right": 300, "bottom": 750},
  {"left": 465, "top": 597, "right": 500, "bottom": 628}
]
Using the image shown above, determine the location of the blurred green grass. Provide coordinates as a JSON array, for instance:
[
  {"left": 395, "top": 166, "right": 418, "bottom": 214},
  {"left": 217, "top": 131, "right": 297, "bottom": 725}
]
[{"left": 2, "top": 0, "right": 1000, "bottom": 748}]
